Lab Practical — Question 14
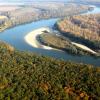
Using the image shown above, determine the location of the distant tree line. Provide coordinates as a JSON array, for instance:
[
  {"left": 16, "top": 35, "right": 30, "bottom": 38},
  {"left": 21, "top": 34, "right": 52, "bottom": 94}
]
[{"left": 0, "top": 4, "right": 91, "bottom": 32}]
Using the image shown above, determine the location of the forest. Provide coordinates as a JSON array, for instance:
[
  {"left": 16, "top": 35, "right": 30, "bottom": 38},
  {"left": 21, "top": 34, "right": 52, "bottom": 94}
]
[
  {"left": 0, "top": 42, "right": 100, "bottom": 100},
  {"left": 56, "top": 14, "right": 100, "bottom": 53}
]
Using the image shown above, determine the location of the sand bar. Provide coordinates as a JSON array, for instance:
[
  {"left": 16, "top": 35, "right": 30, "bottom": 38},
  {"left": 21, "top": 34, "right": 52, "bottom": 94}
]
[
  {"left": 72, "top": 42, "right": 97, "bottom": 54},
  {"left": 24, "top": 27, "right": 53, "bottom": 50}
]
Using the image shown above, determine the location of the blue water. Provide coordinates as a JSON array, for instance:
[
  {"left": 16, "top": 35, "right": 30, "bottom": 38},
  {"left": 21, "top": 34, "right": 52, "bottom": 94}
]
[
  {"left": 0, "top": 7, "right": 100, "bottom": 66},
  {"left": 81, "top": 6, "right": 100, "bottom": 16},
  {"left": 85, "top": 6, "right": 100, "bottom": 14}
]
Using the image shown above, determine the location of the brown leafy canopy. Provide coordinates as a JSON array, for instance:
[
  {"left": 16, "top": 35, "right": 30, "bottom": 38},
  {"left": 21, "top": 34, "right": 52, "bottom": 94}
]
[
  {"left": 57, "top": 14, "right": 100, "bottom": 41},
  {"left": 56, "top": 14, "right": 100, "bottom": 51}
]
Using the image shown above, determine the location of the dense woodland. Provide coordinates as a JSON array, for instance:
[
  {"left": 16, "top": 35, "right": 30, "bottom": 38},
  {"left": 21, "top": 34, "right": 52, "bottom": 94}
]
[
  {"left": 56, "top": 14, "right": 100, "bottom": 52},
  {"left": 0, "top": 42, "right": 100, "bottom": 100}
]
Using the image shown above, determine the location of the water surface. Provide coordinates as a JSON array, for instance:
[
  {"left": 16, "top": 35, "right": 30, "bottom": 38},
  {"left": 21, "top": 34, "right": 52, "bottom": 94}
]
[{"left": 0, "top": 6, "right": 100, "bottom": 66}]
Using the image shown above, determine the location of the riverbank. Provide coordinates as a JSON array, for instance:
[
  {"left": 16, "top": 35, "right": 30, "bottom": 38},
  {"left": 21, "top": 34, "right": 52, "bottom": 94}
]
[
  {"left": 0, "top": 4, "right": 93, "bottom": 33},
  {"left": 24, "top": 27, "right": 53, "bottom": 50},
  {"left": 0, "top": 5, "right": 100, "bottom": 66},
  {"left": 0, "top": 18, "right": 100, "bottom": 66},
  {"left": 24, "top": 27, "right": 97, "bottom": 55},
  {"left": 38, "top": 32, "right": 98, "bottom": 56},
  {"left": 71, "top": 42, "right": 97, "bottom": 54}
]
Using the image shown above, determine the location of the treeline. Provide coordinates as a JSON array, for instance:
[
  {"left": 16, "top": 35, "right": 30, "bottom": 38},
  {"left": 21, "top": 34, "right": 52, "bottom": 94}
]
[
  {"left": 56, "top": 14, "right": 100, "bottom": 51},
  {"left": 38, "top": 4, "right": 90, "bottom": 18},
  {"left": 0, "top": 42, "right": 100, "bottom": 100},
  {"left": 0, "top": 4, "right": 91, "bottom": 32},
  {"left": 0, "top": 8, "right": 40, "bottom": 32}
]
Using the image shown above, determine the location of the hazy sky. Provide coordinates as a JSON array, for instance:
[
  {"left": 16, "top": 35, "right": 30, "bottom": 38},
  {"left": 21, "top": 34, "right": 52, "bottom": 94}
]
[
  {"left": 0, "top": 0, "right": 68, "bottom": 2},
  {"left": 0, "top": 0, "right": 70, "bottom": 5}
]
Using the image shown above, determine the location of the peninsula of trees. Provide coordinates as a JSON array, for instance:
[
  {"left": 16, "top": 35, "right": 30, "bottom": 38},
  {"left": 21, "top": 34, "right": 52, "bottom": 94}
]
[{"left": 38, "top": 32, "right": 97, "bottom": 56}]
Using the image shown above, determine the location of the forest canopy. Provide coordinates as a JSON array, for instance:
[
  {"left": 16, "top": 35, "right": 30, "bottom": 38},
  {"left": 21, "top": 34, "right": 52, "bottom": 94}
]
[
  {"left": 0, "top": 42, "right": 100, "bottom": 100},
  {"left": 56, "top": 14, "right": 100, "bottom": 51}
]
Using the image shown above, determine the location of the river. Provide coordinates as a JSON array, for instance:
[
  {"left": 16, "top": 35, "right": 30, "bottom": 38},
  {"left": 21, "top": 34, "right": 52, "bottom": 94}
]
[{"left": 0, "top": 6, "right": 100, "bottom": 66}]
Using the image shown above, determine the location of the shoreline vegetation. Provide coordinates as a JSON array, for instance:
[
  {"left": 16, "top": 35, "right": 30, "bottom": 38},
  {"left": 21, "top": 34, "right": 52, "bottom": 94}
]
[
  {"left": 0, "top": 4, "right": 93, "bottom": 32},
  {"left": 55, "top": 14, "right": 100, "bottom": 55},
  {"left": 24, "top": 26, "right": 99, "bottom": 57},
  {"left": 38, "top": 32, "right": 99, "bottom": 57},
  {"left": 0, "top": 41, "right": 100, "bottom": 100}
]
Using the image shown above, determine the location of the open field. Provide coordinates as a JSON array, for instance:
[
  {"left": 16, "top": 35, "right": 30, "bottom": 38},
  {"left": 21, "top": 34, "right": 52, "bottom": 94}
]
[
  {"left": 0, "top": 16, "right": 7, "bottom": 19},
  {"left": 0, "top": 3, "right": 91, "bottom": 33},
  {"left": 0, "top": 5, "right": 21, "bottom": 12}
]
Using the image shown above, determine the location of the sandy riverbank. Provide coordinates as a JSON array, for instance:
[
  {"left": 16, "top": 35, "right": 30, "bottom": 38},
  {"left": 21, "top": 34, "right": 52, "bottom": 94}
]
[
  {"left": 72, "top": 42, "right": 97, "bottom": 54},
  {"left": 24, "top": 27, "right": 53, "bottom": 50},
  {"left": 24, "top": 27, "right": 97, "bottom": 54}
]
